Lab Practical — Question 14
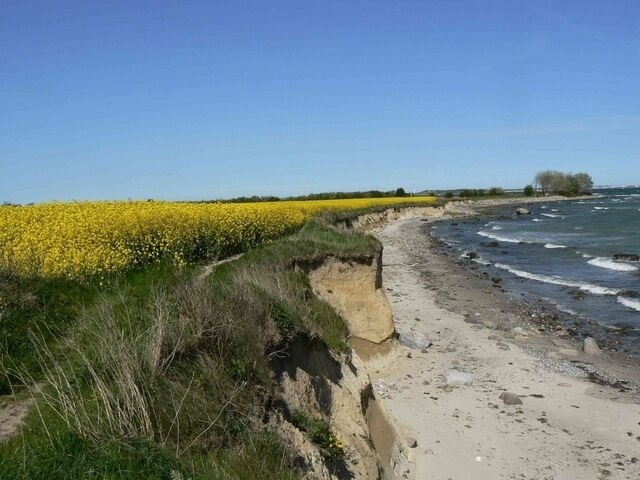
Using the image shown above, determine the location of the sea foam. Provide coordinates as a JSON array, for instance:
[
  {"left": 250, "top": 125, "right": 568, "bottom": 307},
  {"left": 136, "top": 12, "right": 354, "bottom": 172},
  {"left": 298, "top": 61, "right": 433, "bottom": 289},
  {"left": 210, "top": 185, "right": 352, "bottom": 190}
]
[
  {"left": 477, "top": 230, "right": 523, "bottom": 243},
  {"left": 493, "top": 263, "right": 620, "bottom": 296},
  {"left": 588, "top": 257, "right": 638, "bottom": 272},
  {"left": 617, "top": 296, "right": 640, "bottom": 312}
]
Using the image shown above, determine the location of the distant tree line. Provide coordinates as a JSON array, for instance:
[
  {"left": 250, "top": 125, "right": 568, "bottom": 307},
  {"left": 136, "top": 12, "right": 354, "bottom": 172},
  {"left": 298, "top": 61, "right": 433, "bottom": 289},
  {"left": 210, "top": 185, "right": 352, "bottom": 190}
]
[
  {"left": 457, "top": 187, "right": 504, "bottom": 198},
  {"left": 217, "top": 187, "right": 409, "bottom": 203},
  {"left": 534, "top": 171, "right": 593, "bottom": 196}
]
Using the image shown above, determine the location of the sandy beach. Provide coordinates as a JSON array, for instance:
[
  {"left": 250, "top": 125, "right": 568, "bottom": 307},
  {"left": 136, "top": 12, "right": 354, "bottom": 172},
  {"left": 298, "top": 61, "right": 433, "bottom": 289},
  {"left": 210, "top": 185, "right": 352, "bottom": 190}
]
[{"left": 369, "top": 208, "right": 640, "bottom": 479}]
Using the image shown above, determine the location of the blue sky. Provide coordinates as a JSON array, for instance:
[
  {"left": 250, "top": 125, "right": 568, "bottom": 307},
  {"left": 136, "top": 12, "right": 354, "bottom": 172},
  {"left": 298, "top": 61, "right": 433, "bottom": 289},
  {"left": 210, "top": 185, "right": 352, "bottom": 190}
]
[{"left": 1, "top": 1, "right": 638, "bottom": 202}]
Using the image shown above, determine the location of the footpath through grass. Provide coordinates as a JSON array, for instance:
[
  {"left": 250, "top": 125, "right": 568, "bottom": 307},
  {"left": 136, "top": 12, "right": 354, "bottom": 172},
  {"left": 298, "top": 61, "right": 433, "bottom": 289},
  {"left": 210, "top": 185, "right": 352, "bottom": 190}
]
[{"left": 0, "top": 221, "right": 379, "bottom": 479}]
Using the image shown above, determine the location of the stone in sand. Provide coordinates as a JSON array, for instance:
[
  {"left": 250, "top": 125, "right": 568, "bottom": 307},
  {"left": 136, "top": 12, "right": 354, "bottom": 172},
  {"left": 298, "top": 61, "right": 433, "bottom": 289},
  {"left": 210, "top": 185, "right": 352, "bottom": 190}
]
[
  {"left": 496, "top": 341, "right": 510, "bottom": 351},
  {"left": 510, "top": 326, "right": 529, "bottom": 337},
  {"left": 583, "top": 337, "right": 601, "bottom": 355},
  {"left": 406, "top": 436, "right": 418, "bottom": 448},
  {"left": 499, "top": 392, "right": 523, "bottom": 405},
  {"left": 445, "top": 370, "right": 473, "bottom": 387},
  {"left": 558, "top": 348, "right": 578, "bottom": 357}
]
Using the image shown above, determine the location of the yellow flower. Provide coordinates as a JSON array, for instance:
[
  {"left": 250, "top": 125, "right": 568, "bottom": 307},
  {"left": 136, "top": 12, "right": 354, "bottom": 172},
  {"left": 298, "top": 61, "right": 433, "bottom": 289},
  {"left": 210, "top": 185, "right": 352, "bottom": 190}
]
[{"left": 0, "top": 196, "right": 436, "bottom": 279}]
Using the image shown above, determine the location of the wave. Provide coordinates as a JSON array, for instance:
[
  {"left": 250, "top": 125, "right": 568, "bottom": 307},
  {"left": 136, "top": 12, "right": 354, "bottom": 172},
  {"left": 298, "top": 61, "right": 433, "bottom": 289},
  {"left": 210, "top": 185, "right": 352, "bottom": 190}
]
[
  {"left": 493, "top": 263, "right": 620, "bottom": 295},
  {"left": 477, "top": 230, "right": 523, "bottom": 243},
  {"left": 551, "top": 209, "right": 559, "bottom": 212},
  {"left": 491, "top": 225, "right": 503, "bottom": 230},
  {"left": 557, "top": 305, "right": 577, "bottom": 315},
  {"left": 532, "top": 218, "right": 542, "bottom": 222},
  {"left": 472, "top": 257, "right": 491, "bottom": 266},
  {"left": 617, "top": 296, "right": 640, "bottom": 312},
  {"left": 544, "top": 243, "right": 567, "bottom": 249},
  {"left": 588, "top": 257, "right": 639, "bottom": 272},
  {"left": 477, "top": 230, "right": 570, "bottom": 249},
  {"left": 593, "top": 206, "right": 609, "bottom": 210},
  {"left": 541, "top": 213, "right": 559, "bottom": 218}
]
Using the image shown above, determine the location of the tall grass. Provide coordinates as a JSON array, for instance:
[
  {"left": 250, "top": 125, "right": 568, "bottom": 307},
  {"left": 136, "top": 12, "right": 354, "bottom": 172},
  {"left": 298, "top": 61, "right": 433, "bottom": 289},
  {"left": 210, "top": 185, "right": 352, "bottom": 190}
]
[{"left": 1, "top": 221, "right": 375, "bottom": 479}]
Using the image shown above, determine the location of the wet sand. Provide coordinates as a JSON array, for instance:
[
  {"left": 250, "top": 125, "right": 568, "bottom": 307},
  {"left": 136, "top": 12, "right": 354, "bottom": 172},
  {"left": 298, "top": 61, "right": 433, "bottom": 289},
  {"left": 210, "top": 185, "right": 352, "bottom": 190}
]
[{"left": 371, "top": 216, "right": 640, "bottom": 479}]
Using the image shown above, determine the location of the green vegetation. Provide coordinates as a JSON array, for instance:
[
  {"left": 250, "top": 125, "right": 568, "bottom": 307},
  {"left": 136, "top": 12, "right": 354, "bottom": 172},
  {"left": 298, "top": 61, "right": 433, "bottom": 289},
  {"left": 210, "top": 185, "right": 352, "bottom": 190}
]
[
  {"left": 534, "top": 170, "right": 593, "bottom": 196},
  {"left": 458, "top": 187, "right": 504, "bottom": 198},
  {"left": 291, "top": 411, "right": 344, "bottom": 461},
  {"left": 0, "top": 221, "right": 379, "bottom": 479},
  {"left": 523, "top": 184, "right": 535, "bottom": 197},
  {"left": 220, "top": 187, "right": 410, "bottom": 203}
]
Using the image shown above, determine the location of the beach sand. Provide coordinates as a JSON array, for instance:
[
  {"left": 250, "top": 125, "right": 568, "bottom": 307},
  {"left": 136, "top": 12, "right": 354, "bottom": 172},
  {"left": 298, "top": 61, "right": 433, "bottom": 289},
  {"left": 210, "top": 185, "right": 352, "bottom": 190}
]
[{"left": 370, "top": 215, "right": 640, "bottom": 480}]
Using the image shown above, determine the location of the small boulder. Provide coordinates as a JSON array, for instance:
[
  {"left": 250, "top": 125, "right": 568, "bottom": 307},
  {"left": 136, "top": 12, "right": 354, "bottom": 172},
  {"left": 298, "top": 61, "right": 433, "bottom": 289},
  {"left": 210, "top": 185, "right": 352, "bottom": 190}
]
[
  {"left": 445, "top": 370, "right": 473, "bottom": 387},
  {"left": 462, "top": 251, "right": 478, "bottom": 260},
  {"left": 480, "top": 241, "right": 500, "bottom": 248},
  {"left": 619, "top": 289, "right": 640, "bottom": 299},
  {"left": 613, "top": 253, "right": 640, "bottom": 262},
  {"left": 406, "top": 436, "right": 418, "bottom": 448},
  {"left": 516, "top": 208, "right": 531, "bottom": 215},
  {"left": 496, "top": 341, "right": 510, "bottom": 351},
  {"left": 499, "top": 392, "right": 523, "bottom": 405},
  {"left": 558, "top": 348, "right": 578, "bottom": 357},
  {"left": 510, "top": 326, "right": 529, "bottom": 337},
  {"left": 583, "top": 337, "right": 601, "bottom": 355}
]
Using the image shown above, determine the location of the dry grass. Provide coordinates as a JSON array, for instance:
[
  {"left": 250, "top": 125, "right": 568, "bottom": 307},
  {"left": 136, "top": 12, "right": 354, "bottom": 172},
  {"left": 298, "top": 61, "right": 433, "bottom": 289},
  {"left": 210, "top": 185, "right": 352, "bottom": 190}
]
[{"left": 1, "top": 221, "right": 376, "bottom": 479}]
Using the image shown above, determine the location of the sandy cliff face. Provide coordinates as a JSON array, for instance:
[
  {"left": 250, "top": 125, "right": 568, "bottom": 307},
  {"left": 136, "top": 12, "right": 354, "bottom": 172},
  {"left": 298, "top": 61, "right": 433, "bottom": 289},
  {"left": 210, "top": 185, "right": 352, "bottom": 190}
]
[
  {"left": 308, "top": 253, "right": 395, "bottom": 344},
  {"left": 271, "top": 335, "right": 382, "bottom": 479}
]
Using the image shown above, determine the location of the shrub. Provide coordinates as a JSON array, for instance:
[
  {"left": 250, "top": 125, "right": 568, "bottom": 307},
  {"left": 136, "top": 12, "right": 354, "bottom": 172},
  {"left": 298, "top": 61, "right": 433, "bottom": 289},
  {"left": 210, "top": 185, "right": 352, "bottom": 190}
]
[
  {"left": 291, "top": 411, "right": 344, "bottom": 461},
  {"left": 523, "top": 185, "right": 534, "bottom": 196}
]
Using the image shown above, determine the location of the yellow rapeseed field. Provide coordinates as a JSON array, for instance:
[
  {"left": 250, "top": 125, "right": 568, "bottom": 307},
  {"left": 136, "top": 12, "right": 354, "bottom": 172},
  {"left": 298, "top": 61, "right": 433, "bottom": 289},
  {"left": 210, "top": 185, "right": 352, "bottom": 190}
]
[{"left": 0, "top": 197, "right": 436, "bottom": 279}]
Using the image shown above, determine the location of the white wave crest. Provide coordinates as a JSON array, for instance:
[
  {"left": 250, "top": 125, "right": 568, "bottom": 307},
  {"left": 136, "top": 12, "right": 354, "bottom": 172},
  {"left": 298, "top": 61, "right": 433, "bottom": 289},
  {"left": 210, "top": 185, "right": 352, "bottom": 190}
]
[
  {"left": 544, "top": 243, "right": 567, "bottom": 249},
  {"left": 541, "top": 213, "right": 559, "bottom": 218},
  {"left": 493, "top": 263, "right": 620, "bottom": 295},
  {"left": 617, "top": 296, "right": 640, "bottom": 312},
  {"left": 594, "top": 206, "right": 609, "bottom": 210},
  {"left": 477, "top": 231, "right": 523, "bottom": 243},
  {"left": 491, "top": 225, "right": 503, "bottom": 230},
  {"left": 532, "top": 218, "right": 542, "bottom": 222},
  {"left": 588, "top": 257, "right": 639, "bottom": 272},
  {"left": 472, "top": 257, "right": 491, "bottom": 266}
]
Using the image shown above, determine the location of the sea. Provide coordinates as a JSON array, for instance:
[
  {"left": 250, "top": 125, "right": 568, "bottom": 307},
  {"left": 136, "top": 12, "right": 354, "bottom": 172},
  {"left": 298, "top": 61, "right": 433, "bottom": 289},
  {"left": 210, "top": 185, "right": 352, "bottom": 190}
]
[{"left": 430, "top": 187, "right": 640, "bottom": 355}]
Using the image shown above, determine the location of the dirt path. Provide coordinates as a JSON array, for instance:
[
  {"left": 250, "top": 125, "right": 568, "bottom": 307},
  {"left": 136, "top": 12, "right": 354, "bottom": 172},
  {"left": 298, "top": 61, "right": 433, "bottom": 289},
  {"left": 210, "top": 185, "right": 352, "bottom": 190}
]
[
  {"left": 0, "top": 397, "right": 33, "bottom": 442},
  {"left": 372, "top": 218, "right": 640, "bottom": 480}
]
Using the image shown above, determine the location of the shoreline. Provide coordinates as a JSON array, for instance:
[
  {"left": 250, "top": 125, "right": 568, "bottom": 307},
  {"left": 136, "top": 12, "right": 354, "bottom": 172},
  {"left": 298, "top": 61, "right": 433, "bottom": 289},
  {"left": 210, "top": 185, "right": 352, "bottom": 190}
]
[
  {"left": 367, "top": 211, "right": 640, "bottom": 479},
  {"left": 427, "top": 197, "right": 640, "bottom": 358}
]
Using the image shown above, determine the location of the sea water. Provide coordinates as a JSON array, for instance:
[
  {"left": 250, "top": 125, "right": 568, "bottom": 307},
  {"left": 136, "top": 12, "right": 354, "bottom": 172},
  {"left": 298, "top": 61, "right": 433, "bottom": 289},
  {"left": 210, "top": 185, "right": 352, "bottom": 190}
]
[{"left": 431, "top": 187, "right": 640, "bottom": 354}]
